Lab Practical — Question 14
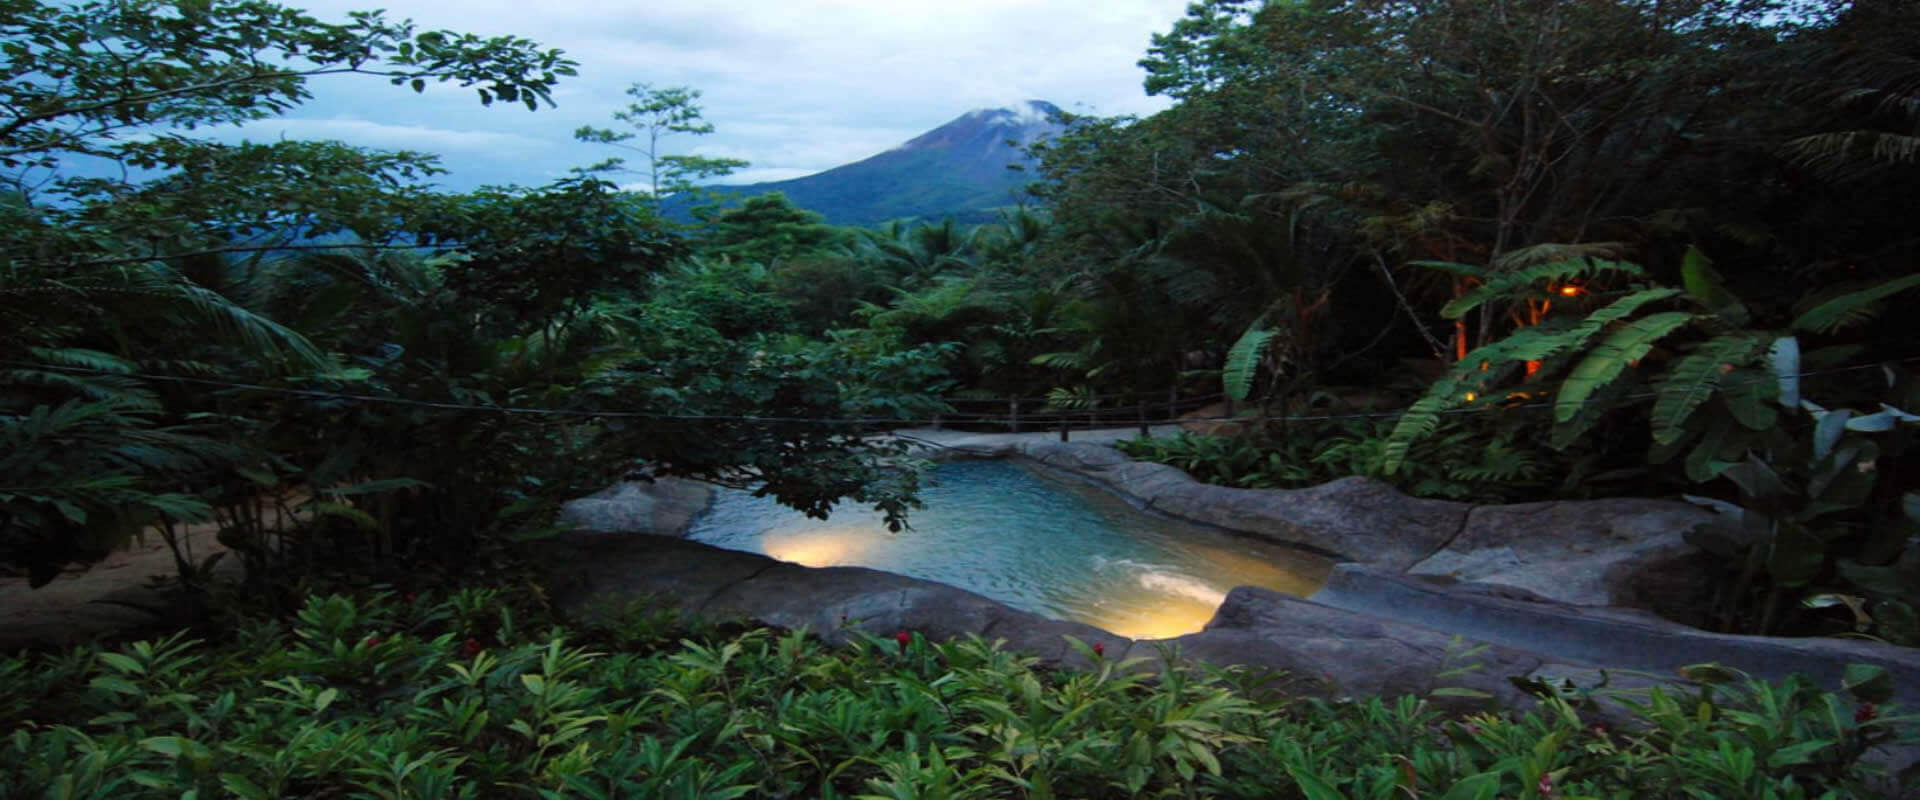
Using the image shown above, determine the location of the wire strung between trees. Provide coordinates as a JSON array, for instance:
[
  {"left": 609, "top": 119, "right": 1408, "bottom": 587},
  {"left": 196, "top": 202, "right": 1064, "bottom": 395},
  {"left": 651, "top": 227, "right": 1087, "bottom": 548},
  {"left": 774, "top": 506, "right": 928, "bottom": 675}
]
[{"left": 2, "top": 357, "right": 1914, "bottom": 429}]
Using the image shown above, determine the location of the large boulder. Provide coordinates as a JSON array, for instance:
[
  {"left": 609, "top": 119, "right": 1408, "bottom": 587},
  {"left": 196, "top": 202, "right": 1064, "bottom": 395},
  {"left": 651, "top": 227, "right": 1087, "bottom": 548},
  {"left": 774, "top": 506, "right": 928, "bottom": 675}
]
[
  {"left": 549, "top": 534, "right": 1130, "bottom": 667},
  {"left": 1015, "top": 441, "right": 1470, "bottom": 570},
  {"left": 1174, "top": 585, "right": 1546, "bottom": 708},
  {"left": 558, "top": 477, "right": 713, "bottom": 537},
  {"left": 1312, "top": 565, "right": 1920, "bottom": 712},
  {"left": 989, "top": 440, "right": 1717, "bottom": 612},
  {"left": 1406, "top": 499, "right": 1715, "bottom": 607}
]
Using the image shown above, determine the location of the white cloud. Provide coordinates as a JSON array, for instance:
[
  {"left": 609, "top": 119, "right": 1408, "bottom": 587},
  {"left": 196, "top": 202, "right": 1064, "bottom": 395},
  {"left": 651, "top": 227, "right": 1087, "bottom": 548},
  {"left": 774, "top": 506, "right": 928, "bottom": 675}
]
[
  {"left": 713, "top": 166, "right": 827, "bottom": 185},
  {"left": 249, "top": 0, "right": 1193, "bottom": 191},
  {"left": 224, "top": 118, "right": 553, "bottom": 153}
]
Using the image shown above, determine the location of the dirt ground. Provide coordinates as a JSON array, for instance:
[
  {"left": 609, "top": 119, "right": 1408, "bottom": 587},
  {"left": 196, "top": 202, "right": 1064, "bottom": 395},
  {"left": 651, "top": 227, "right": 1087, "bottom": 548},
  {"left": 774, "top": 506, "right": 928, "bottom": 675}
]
[{"left": 0, "top": 524, "right": 229, "bottom": 651}]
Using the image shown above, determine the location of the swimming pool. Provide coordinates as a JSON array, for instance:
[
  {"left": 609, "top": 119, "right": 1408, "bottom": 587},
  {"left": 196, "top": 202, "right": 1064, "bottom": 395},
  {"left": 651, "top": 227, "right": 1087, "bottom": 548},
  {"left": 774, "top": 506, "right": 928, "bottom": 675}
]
[{"left": 685, "top": 459, "right": 1332, "bottom": 639}]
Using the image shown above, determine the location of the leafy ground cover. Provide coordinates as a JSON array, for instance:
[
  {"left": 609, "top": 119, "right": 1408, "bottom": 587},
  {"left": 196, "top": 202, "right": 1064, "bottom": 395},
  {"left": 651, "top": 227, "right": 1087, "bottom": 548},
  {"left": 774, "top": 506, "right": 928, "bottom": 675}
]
[{"left": 2, "top": 590, "right": 1912, "bottom": 799}]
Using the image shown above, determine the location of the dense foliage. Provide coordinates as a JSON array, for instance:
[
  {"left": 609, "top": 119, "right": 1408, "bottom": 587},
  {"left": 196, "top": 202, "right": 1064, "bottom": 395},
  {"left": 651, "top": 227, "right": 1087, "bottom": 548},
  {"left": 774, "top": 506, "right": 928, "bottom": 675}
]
[
  {"left": 2, "top": 591, "right": 1912, "bottom": 798},
  {"left": 0, "top": 0, "right": 948, "bottom": 589},
  {"left": 5, "top": 0, "right": 1920, "bottom": 794}
]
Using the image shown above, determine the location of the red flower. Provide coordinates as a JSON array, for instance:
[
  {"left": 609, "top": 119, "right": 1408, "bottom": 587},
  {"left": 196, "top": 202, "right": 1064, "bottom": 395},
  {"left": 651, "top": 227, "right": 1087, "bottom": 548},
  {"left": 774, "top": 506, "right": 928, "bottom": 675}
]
[
  {"left": 362, "top": 635, "right": 382, "bottom": 648},
  {"left": 1856, "top": 702, "right": 1879, "bottom": 724},
  {"left": 895, "top": 631, "right": 911, "bottom": 652},
  {"left": 1537, "top": 773, "right": 1555, "bottom": 798},
  {"left": 404, "top": 593, "right": 417, "bottom": 602},
  {"left": 1092, "top": 642, "right": 1105, "bottom": 657},
  {"left": 460, "top": 638, "right": 483, "bottom": 658}
]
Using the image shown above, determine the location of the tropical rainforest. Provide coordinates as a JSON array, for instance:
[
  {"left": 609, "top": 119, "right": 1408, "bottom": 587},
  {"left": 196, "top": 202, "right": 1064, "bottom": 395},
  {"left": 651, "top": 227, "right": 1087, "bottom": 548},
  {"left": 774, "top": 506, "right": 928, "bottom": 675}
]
[{"left": 3, "top": 0, "right": 1919, "bottom": 796}]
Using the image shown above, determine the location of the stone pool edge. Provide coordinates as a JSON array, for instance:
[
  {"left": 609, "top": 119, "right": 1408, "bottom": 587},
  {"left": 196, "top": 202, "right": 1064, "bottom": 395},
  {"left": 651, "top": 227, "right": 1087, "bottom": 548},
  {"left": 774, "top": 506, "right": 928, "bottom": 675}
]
[
  {"left": 551, "top": 458, "right": 1920, "bottom": 715},
  {"left": 549, "top": 452, "right": 1920, "bottom": 779}
]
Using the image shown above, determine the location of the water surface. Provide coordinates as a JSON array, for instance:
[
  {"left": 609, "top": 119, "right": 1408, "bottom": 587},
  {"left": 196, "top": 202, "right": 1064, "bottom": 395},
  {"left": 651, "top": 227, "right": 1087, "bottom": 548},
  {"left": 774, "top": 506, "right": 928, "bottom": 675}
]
[{"left": 685, "top": 459, "right": 1331, "bottom": 639}]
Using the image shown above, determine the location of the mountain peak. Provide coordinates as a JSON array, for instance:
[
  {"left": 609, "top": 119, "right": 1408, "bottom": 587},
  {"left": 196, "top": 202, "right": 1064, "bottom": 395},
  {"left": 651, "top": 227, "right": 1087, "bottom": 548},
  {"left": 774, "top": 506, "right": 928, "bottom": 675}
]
[
  {"left": 964, "top": 100, "right": 1064, "bottom": 127},
  {"left": 673, "top": 101, "right": 1067, "bottom": 226},
  {"left": 897, "top": 99, "right": 1064, "bottom": 153}
]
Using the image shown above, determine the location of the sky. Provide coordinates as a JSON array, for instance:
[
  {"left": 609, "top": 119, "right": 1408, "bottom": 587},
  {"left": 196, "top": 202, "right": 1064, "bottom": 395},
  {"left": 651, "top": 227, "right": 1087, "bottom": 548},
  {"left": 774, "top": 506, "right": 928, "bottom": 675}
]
[{"left": 222, "top": 0, "right": 1195, "bottom": 193}]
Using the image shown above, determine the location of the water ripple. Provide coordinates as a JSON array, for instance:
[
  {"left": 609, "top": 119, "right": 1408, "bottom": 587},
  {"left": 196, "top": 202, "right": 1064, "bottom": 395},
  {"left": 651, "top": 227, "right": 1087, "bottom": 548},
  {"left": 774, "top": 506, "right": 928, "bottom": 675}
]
[{"left": 685, "top": 459, "right": 1331, "bottom": 639}]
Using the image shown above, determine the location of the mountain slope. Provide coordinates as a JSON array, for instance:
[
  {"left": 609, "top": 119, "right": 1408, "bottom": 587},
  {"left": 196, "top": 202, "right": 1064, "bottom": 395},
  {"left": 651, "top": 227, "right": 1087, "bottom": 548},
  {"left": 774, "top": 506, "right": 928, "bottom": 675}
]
[{"left": 676, "top": 100, "right": 1063, "bottom": 226}]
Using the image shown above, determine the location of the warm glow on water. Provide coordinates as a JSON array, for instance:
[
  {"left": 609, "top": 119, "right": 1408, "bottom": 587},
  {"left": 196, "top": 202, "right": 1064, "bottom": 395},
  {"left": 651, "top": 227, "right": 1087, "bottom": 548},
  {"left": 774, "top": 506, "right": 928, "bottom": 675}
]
[
  {"left": 686, "top": 460, "right": 1332, "bottom": 639},
  {"left": 761, "top": 527, "right": 872, "bottom": 567}
]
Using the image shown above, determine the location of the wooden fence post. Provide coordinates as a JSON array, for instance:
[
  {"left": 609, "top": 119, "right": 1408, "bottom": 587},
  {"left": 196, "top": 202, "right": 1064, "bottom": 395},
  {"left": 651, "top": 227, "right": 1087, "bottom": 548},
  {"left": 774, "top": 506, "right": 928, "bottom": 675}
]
[
  {"left": 1009, "top": 399, "right": 1021, "bottom": 433},
  {"left": 1137, "top": 399, "right": 1150, "bottom": 438},
  {"left": 1058, "top": 413, "right": 1069, "bottom": 442}
]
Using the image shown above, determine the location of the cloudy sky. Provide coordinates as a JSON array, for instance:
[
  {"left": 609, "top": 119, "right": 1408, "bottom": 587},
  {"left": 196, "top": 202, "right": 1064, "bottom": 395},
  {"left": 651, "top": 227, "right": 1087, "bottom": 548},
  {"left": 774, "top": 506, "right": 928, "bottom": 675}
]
[{"left": 228, "top": 0, "right": 1194, "bottom": 192}]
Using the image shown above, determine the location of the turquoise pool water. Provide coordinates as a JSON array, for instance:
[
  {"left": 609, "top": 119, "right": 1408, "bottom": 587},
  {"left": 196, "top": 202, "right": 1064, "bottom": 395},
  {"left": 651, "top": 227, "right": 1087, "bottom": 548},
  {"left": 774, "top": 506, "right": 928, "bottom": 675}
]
[{"left": 685, "top": 459, "right": 1331, "bottom": 639}]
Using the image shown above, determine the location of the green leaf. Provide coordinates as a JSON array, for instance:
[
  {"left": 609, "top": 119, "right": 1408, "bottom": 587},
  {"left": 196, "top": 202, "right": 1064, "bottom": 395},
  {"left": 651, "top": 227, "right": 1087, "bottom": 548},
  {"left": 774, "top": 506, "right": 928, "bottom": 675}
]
[
  {"left": 1768, "top": 526, "right": 1827, "bottom": 587},
  {"left": 1720, "top": 368, "right": 1779, "bottom": 431},
  {"left": 1767, "top": 740, "right": 1834, "bottom": 769},
  {"left": 1284, "top": 765, "right": 1351, "bottom": 800},
  {"left": 1555, "top": 312, "right": 1695, "bottom": 424},
  {"left": 1223, "top": 327, "right": 1276, "bottom": 402},
  {"left": 1845, "top": 406, "right": 1919, "bottom": 432},
  {"left": 1722, "top": 454, "right": 1789, "bottom": 500},
  {"left": 219, "top": 773, "right": 271, "bottom": 800},
  {"left": 1429, "top": 687, "right": 1494, "bottom": 700},
  {"left": 1438, "top": 772, "right": 1502, "bottom": 800},
  {"left": 1792, "top": 274, "right": 1920, "bottom": 334},
  {"left": 97, "top": 651, "right": 146, "bottom": 675},
  {"left": 1652, "top": 333, "right": 1765, "bottom": 444},
  {"left": 306, "top": 501, "right": 380, "bottom": 530},
  {"left": 1769, "top": 337, "right": 1801, "bottom": 409},
  {"left": 1843, "top": 664, "right": 1894, "bottom": 703},
  {"left": 1812, "top": 409, "right": 1853, "bottom": 463},
  {"left": 139, "top": 736, "right": 211, "bottom": 760},
  {"left": 1680, "top": 245, "right": 1748, "bottom": 324}
]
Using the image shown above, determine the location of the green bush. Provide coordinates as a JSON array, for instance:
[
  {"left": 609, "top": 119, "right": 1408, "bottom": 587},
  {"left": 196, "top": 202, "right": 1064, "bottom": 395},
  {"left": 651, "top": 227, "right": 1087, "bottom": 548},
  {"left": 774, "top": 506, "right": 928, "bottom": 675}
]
[
  {"left": 1, "top": 592, "right": 1912, "bottom": 798},
  {"left": 1118, "top": 414, "right": 1558, "bottom": 504}
]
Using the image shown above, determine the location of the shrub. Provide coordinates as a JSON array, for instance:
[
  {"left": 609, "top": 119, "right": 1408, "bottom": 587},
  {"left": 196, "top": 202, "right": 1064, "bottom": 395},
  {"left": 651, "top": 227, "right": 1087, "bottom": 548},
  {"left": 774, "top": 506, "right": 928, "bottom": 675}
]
[{"left": 1, "top": 592, "right": 1912, "bottom": 798}]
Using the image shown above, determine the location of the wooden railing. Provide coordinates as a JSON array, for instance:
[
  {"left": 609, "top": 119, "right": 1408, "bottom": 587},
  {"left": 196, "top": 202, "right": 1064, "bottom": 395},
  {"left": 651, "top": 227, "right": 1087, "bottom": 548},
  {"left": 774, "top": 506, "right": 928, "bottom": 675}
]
[{"left": 924, "top": 390, "right": 1231, "bottom": 441}]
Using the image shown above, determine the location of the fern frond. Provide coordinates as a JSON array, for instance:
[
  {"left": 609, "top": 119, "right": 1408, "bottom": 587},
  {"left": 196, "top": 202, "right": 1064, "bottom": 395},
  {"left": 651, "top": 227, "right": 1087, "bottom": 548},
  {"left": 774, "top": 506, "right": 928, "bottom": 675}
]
[
  {"left": 1441, "top": 259, "right": 1648, "bottom": 319},
  {"left": 1030, "top": 351, "right": 1086, "bottom": 370},
  {"left": 1407, "top": 260, "right": 1490, "bottom": 279},
  {"left": 1544, "top": 288, "right": 1685, "bottom": 358},
  {"left": 1650, "top": 333, "right": 1768, "bottom": 445},
  {"left": 1554, "top": 311, "right": 1696, "bottom": 425},
  {"left": 1045, "top": 386, "right": 1097, "bottom": 410},
  {"left": 1223, "top": 328, "right": 1277, "bottom": 402},
  {"left": 1786, "top": 131, "right": 1920, "bottom": 176},
  {"left": 1492, "top": 242, "right": 1631, "bottom": 271},
  {"left": 1790, "top": 273, "right": 1920, "bottom": 334},
  {"left": 1381, "top": 347, "right": 1525, "bottom": 475},
  {"left": 1551, "top": 380, "right": 1633, "bottom": 450},
  {"left": 24, "top": 347, "right": 135, "bottom": 374}
]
